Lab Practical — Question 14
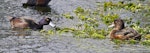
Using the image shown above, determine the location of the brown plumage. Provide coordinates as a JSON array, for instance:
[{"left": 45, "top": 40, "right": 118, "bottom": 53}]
[
  {"left": 109, "top": 18, "right": 141, "bottom": 41},
  {"left": 8, "top": 17, "right": 28, "bottom": 29}
]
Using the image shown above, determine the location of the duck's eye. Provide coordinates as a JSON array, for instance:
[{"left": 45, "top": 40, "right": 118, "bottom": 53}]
[
  {"left": 114, "top": 20, "right": 117, "bottom": 23},
  {"left": 46, "top": 18, "right": 49, "bottom": 21}
]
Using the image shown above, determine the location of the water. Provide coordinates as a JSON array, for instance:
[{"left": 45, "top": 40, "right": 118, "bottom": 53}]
[{"left": 0, "top": 0, "right": 150, "bottom": 53}]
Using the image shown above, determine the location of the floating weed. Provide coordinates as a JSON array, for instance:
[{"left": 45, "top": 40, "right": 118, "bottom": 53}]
[
  {"left": 40, "top": 30, "right": 46, "bottom": 33},
  {"left": 103, "top": 1, "right": 116, "bottom": 11},
  {"left": 124, "top": 18, "right": 133, "bottom": 24},
  {"left": 127, "top": 39, "right": 138, "bottom": 44},
  {"left": 74, "top": 7, "right": 89, "bottom": 19},
  {"left": 113, "top": 39, "right": 138, "bottom": 45},
  {"left": 73, "top": 23, "right": 107, "bottom": 39},
  {"left": 78, "top": 15, "right": 87, "bottom": 21},
  {"left": 40, "top": 30, "right": 54, "bottom": 35},
  {"left": 140, "top": 40, "right": 150, "bottom": 46},
  {"left": 60, "top": 7, "right": 104, "bottom": 39},
  {"left": 62, "top": 13, "right": 74, "bottom": 19},
  {"left": 100, "top": 13, "right": 119, "bottom": 25},
  {"left": 103, "top": 1, "right": 143, "bottom": 12},
  {"left": 47, "top": 30, "right": 54, "bottom": 35},
  {"left": 41, "top": 4, "right": 150, "bottom": 44},
  {"left": 72, "top": 6, "right": 108, "bottom": 39},
  {"left": 91, "top": 33, "right": 105, "bottom": 39},
  {"left": 74, "top": 7, "right": 85, "bottom": 14},
  {"left": 112, "top": 39, "right": 124, "bottom": 45},
  {"left": 144, "top": 34, "right": 150, "bottom": 40},
  {"left": 72, "top": 30, "right": 88, "bottom": 38},
  {"left": 37, "top": 0, "right": 150, "bottom": 45},
  {"left": 57, "top": 28, "right": 76, "bottom": 34},
  {"left": 130, "top": 22, "right": 150, "bottom": 36},
  {"left": 125, "top": 18, "right": 150, "bottom": 36}
]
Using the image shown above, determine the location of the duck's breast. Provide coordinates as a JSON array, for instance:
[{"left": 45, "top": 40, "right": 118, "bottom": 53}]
[{"left": 110, "top": 30, "right": 126, "bottom": 40}]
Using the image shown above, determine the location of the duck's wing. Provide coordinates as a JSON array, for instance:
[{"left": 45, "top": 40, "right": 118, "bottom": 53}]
[
  {"left": 122, "top": 28, "right": 138, "bottom": 35},
  {"left": 114, "top": 28, "right": 137, "bottom": 36},
  {"left": 121, "top": 28, "right": 141, "bottom": 40},
  {"left": 24, "top": 19, "right": 38, "bottom": 28},
  {"left": 114, "top": 30, "right": 125, "bottom": 35}
]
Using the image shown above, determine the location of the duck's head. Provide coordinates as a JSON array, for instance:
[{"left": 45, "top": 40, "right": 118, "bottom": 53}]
[
  {"left": 39, "top": 17, "right": 56, "bottom": 27},
  {"left": 109, "top": 18, "right": 125, "bottom": 30}
]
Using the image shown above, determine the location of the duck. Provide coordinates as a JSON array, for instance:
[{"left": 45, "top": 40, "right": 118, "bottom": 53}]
[
  {"left": 7, "top": 16, "right": 56, "bottom": 30},
  {"left": 23, "top": 0, "right": 51, "bottom": 6},
  {"left": 109, "top": 18, "right": 141, "bottom": 41}
]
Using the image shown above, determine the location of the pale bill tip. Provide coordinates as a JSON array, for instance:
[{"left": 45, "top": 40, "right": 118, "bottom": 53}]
[{"left": 49, "top": 22, "right": 56, "bottom": 27}]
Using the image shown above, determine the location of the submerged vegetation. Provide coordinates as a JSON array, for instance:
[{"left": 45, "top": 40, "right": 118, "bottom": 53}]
[{"left": 41, "top": 1, "right": 150, "bottom": 46}]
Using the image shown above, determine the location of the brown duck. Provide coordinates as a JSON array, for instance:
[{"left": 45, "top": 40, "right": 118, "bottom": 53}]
[{"left": 109, "top": 18, "right": 141, "bottom": 40}]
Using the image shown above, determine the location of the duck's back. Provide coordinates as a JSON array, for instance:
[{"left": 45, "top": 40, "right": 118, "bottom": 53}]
[
  {"left": 24, "top": 19, "right": 42, "bottom": 30},
  {"left": 10, "top": 18, "right": 28, "bottom": 28},
  {"left": 121, "top": 28, "right": 141, "bottom": 40}
]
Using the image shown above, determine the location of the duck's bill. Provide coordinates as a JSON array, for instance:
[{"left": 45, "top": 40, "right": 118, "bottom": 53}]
[
  {"left": 49, "top": 22, "right": 56, "bottom": 27},
  {"left": 108, "top": 24, "right": 114, "bottom": 28}
]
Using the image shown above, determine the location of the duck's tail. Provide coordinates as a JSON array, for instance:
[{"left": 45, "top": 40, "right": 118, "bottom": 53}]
[{"left": 6, "top": 16, "right": 16, "bottom": 21}]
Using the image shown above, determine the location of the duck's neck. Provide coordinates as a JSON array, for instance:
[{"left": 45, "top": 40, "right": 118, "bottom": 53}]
[
  {"left": 115, "top": 24, "right": 125, "bottom": 30},
  {"left": 25, "top": 19, "right": 44, "bottom": 30},
  {"left": 29, "top": 23, "right": 44, "bottom": 30}
]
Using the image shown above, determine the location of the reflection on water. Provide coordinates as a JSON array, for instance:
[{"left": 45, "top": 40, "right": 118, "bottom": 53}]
[
  {"left": 0, "top": 29, "right": 31, "bottom": 39},
  {"left": 11, "top": 28, "right": 32, "bottom": 36}
]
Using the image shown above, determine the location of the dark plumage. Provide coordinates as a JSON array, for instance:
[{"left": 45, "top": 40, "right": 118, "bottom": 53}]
[
  {"left": 7, "top": 16, "right": 55, "bottom": 30},
  {"left": 25, "top": 0, "right": 51, "bottom": 6}
]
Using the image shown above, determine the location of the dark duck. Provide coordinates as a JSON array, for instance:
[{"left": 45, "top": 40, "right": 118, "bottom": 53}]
[
  {"left": 24, "top": 0, "right": 51, "bottom": 6},
  {"left": 109, "top": 18, "right": 141, "bottom": 41},
  {"left": 7, "top": 16, "right": 55, "bottom": 30}
]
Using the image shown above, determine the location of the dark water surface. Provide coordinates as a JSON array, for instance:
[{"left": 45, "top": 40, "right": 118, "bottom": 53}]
[{"left": 0, "top": 0, "right": 150, "bottom": 53}]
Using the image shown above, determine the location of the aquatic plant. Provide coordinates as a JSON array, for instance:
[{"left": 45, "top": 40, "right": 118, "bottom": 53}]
[
  {"left": 100, "top": 13, "right": 119, "bottom": 25},
  {"left": 112, "top": 39, "right": 124, "bottom": 45},
  {"left": 102, "top": 1, "right": 143, "bottom": 12},
  {"left": 41, "top": 1, "right": 150, "bottom": 46},
  {"left": 144, "top": 34, "right": 150, "bottom": 40},
  {"left": 40, "top": 30, "right": 54, "bottom": 35},
  {"left": 53, "top": 7, "right": 108, "bottom": 39},
  {"left": 74, "top": 7, "right": 85, "bottom": 14},
  {"left": 62, "top": 13, "right": 74, "bottom": 19},
  {"left": 127, "top": 39, "right": 138, "bottom": 44},
  {"left": 112, "top": 39, "right": 138, "bottom": 45},
  {"left": 140, "top": 40, "right": 150, "bottom": 46},
  {"left": 127, "top": 19, "right": 150, "bottom": 36},
  {"left": 73, "top": 7, "right": 108, "bottom": 39}
]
